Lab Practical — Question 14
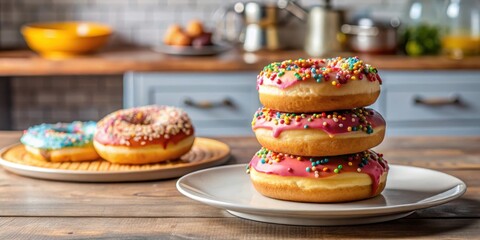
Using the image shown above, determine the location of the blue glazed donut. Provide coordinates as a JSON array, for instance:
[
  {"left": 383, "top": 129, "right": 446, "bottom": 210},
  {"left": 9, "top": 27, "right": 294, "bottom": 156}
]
[{"left": 21, "top": 121, "right": 100, "bottom": 162}]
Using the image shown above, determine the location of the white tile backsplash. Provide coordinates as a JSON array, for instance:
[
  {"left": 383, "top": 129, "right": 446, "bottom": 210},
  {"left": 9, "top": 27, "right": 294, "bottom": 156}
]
[
  {"left": 10, "top": 76, "right": 123, "bottom": 130},
  {"left": 0, "top": 0, "right": 408, "bottom": 48}
]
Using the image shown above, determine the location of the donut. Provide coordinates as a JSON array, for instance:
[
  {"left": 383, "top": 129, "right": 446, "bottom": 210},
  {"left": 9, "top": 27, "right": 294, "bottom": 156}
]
[
  {"left": 252, "top": 107, "right": 385, "bottom": 156},
  {"left": 248, "top": 148, "right": 389, "bottom": 203},
  {"left": 20, "top": 121, "right": 99, "bottom": 162},
  {"left": 257, "top": 57, "right": 382, "bottom": 112},
  {"left": 94, "top": 105, "right": 195, "bottom": 164}
]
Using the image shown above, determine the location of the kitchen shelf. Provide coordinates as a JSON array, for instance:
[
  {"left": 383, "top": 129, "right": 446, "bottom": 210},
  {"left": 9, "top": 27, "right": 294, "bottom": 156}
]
[{"left": 0, "top": 48, "right": 479, "bottom": 76}]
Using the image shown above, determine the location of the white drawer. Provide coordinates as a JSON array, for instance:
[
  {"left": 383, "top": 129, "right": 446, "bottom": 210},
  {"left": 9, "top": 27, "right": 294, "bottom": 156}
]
[
  {"left": 149, "top": 84, "right": 257, "bottom": 124},
  {"left": 124, "top": 72, "right": 260, "bottom": 136},
  {"left": 378, "top": 70, "right": 480, "bottom": 136},
  {"left": 385, "top": 90, "right": 480, "bottom": 122}
]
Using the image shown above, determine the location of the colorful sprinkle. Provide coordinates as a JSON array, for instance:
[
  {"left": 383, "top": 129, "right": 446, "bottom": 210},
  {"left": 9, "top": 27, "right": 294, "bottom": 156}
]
[
  {"left": 252, "top": 107, "right": 384, "bottom": 137},
  {"left": 94, "top": 105, "right": 194, "bottom": 147},
  {"left": 21, "top": 121, "right": 96, "bottom": 150},
  {"left": 252, "top": 148, "right": 388, "bottom": 181},
  {"left": 257, "top": 57, "right": 382, "bottom": 89}
]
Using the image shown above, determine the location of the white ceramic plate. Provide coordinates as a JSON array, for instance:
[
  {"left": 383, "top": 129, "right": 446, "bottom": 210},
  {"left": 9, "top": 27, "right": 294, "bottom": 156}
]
[{"left": 177, "top": 164, "right": 466, "bottom": 226}]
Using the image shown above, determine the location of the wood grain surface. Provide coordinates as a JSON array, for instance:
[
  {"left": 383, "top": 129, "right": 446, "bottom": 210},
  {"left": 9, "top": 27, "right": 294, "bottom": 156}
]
[
  {"left": 0, "top": 218, "right": 478, "bottom": 240},
  {"left": 0, "top": 48, "right": 479, "bottom": 76},
  {"left": 0, "top": 131, "right": 478, "bottom": 239}
]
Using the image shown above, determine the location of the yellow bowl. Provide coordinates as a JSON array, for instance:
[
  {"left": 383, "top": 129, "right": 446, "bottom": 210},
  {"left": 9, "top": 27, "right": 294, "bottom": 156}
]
[{"left": 21, "top": 22, "right": 113, "bottom": 59}]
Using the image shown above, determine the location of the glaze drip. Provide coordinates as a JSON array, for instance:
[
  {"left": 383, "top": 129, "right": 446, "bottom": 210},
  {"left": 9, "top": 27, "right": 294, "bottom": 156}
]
[
  {"left": 252, "top": 107, "right": 385, "bottom": 137},
  {"left": 257, "top": 57, "right": 382, "bottom": 90},
  {"left": 248, "top": 148, "right": 389, "bottom": 195}
]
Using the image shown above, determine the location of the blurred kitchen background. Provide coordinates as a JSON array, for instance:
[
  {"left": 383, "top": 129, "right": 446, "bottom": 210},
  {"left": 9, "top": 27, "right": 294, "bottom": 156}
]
[
  {"left": 0, "top": 0, "right": 407, "bottom": 48},
  {"left": 0, "top": 0, "right": 479, "bottom": 135}
]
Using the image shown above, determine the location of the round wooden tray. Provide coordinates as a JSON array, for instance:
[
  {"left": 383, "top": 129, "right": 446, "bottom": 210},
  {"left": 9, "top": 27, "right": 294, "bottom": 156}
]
[{"left": 0, "top": 137, "right": 230, "bottom": 182}]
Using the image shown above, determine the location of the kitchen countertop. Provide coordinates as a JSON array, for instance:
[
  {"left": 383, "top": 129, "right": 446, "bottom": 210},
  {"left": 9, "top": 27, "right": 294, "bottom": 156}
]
[
  {"left": 0, "top": 48, "right": 480, "bottom": 76},
  {"left": 0, "top": 131, "right": 478, "bottom": 239}
]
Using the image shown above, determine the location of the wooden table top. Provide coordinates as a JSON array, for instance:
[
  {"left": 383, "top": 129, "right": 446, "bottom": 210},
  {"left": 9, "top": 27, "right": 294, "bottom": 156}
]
[
  {"left": 0, "top": 131, "right": 478, "bottom": 239},
  {"left": 0, "top": 48, "right": 479, "bottom": 76}
]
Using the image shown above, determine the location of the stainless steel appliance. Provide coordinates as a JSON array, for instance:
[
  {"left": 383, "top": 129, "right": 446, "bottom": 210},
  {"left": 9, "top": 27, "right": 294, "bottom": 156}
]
[
  {"left": 278, "top": 0, "right": 344, "bottom": 56},
  {"left": 214, "top": 2, "right": 292, "bottom": 52}
]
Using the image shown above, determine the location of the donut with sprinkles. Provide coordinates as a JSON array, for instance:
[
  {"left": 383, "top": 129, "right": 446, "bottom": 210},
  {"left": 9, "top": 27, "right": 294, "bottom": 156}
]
[
  {"left": 252, "top": 107, "right": 386, "bottom": 156},
  {"left": 257, "top": 57, "right": 382, "bottom": 112},
  {"left": 248, "top": 56, "right": 389, "bottom": 203},
  {"left": 248, "top": 147, "right": 389, "bottom": 202},
  {"left": 94, "top": 105, "right": 195, "bottom": 164},
  {"left": 21, "top": 121, "right": 100, "bottom": 162}
]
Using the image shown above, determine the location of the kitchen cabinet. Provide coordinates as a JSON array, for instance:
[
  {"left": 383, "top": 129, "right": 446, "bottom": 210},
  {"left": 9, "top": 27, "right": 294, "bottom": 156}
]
[
  {"left": 375, "top": 70, "right": 480, "bottom": 136},
  {"left": 125, "top": 71, "right": 480, "bottom": 136},
  {"left": 124, "top": 72, "right": 260, "bottom": 136}
]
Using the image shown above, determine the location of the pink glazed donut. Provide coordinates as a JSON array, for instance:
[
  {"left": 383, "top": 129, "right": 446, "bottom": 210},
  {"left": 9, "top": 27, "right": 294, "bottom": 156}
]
[
  {"left": 256, "top": 57, "right": 382, "bottom": 112},
  {"left": 252, "top": 107, "right": 386, "bottom": 156},
  {"left": 248, "top": 148, "right": 389, "bottom": 202}
]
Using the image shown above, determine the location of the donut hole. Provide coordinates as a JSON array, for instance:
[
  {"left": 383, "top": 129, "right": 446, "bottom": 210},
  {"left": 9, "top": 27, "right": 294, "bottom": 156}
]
[
  {"left": 49, "top": 127, "right": 83, "bottom": 135},
  {"left": 50, "top": 128, "right": 70, "bottom": 134},
  {"left": 126, "top": 119, "right": 152, "bottom": 125},
  {"left": 120, "top": 113, "right": 156, "bottom": 126}
]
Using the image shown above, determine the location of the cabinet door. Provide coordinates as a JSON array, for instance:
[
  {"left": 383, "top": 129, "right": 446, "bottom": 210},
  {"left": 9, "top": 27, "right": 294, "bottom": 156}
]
[
  {"left": 381, "top": 71, "right": 480, "bottom": 136},
  {"left": 124, "top": 72, "right": 260, "bottom": 136}
]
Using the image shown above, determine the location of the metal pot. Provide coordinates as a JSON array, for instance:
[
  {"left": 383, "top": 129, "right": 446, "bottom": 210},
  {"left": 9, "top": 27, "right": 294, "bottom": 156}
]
[{"left": 341, "top": 17, "right": 399, "bottom": 54}]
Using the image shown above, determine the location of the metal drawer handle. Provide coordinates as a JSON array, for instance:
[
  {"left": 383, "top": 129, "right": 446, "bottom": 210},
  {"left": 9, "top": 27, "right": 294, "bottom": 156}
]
[
  {"left": 414, "top": 95, "right": 461, "bottom": 106},
  {"left": 183, "top": 98, "right": 235, "bottom": 109}
]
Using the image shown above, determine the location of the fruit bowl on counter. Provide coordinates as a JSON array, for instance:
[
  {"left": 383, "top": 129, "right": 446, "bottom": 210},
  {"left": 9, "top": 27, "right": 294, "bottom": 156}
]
[
  {"left": 155, "top": 20, "right": 230, "bottom": 56},
  {"left": 21, "top": 22, "right": 112, "bottom": 59}
]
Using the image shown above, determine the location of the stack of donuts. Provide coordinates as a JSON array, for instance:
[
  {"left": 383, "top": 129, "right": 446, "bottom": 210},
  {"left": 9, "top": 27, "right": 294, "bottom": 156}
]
[
  {"left": 20, "top": 105, "right": 195, "bottom": 165},
  {"left": 248, "top": 57, "right": 390, "bottom": 202}
]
